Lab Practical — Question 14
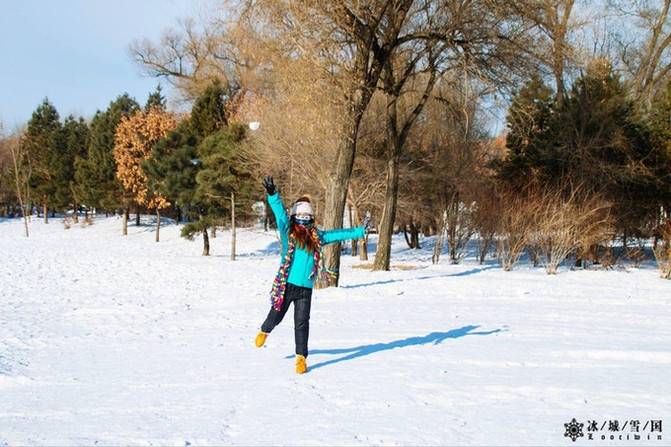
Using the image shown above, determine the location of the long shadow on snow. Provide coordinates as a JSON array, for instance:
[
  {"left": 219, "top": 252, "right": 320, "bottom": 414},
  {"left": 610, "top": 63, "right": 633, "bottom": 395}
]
[
  {"left": 287, "top": 324, "right": 505, "bottom": 371},
  {"left": 340, "top": 264, "right": 499, "bottom": 289}
]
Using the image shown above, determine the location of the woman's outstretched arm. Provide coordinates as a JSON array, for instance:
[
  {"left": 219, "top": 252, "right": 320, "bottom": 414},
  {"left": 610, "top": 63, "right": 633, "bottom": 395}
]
[{"left": 319, "top": 226, "right": 366, "bottom": 245}]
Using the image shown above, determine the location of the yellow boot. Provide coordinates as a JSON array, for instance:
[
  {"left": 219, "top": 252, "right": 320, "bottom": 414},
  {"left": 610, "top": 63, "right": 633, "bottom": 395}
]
[
  {"left": 255, "top": 331, "right": 268, "bottom": 348},
  {"left": 295, "top": 354, "right": 308, "bottom": 374}
]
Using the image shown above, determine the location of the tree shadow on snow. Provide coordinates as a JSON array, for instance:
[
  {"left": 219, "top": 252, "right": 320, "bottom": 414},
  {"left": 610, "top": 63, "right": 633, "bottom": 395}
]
[
  {"left": 287, "top": 324, "right": 506, "bottom": 371},
  {"left": 340, "top": 264, "right": 499, "bottom": 289}
]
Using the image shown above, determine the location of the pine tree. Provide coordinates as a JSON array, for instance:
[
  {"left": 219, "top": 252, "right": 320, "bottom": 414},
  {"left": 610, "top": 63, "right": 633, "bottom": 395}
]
[
  {"left": 74, "top": 94, "right": 140, "bottom": 215},
  {"left": 497, "top": 75, "right": 555, "bottom": 189},
  {"left": 142, "top": 121, "right": 200, "bottom": 216},
  {"left": 192, "top": 124, "right": 253, "bottom": 259},
  {"left": 23, "top": 98, "right": 62, "bottom": 223},
  {"left": 144, "top": 80, "right": 231, "bottom": 254},
  {"left": 649, "top": 79, "right": 671, "bottom": 221},
  {"left": 650, "top": 79, "right": 671, "bottom": 152},
  {"left": 501, "top": 60, "right": 670, "bottom": 237},
  {"left": 554, "top": 60, "right": 667, "bottom": 235},
  {"left": 190, "top": 80, "right": 228, "bottom": 139},
  {"left": 55, "top": 116, "right": 89, "bottom": 219},
  {"left": 145, "top": 84, "right": 166, "bottom": 111}
]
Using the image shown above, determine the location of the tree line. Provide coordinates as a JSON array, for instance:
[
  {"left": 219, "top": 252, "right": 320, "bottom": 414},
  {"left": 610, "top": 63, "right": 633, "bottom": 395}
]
[
  {"left": 0, "top": 82, "right": 255, "bottom": 258},
  {"left": 1, "top": 0, "right": 671, "bottom": 280}
]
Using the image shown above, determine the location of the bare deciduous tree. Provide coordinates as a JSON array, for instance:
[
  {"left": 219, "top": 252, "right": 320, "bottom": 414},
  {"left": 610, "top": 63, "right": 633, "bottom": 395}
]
[
  {"left": 4, "top": 128, "right": 31, "bottom": 237},
  {"left": 609, "top": 0, "right": 671, "bottom": 108},
  {"left": 130, "top": 17, "right": 242, "bottom": 101}
]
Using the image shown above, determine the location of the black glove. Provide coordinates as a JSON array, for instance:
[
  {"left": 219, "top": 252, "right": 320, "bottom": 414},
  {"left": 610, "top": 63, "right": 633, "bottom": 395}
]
[
  {"left": 362, "top": 214, "right": 371, "bottom": 234},
  {"left": 262, "top": 176, "right": 276, "bottom": 195}
]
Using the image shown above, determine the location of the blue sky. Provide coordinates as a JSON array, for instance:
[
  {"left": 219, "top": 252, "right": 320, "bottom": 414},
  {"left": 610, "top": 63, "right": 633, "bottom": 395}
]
[{"left": 0, "top": 0, "right": 208, "bottom": 127}]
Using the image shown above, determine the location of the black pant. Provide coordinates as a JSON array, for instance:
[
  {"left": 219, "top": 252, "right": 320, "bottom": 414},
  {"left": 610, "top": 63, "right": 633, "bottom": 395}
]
[{"left": 261, "top": 283, "right": 312, "bottom": 357}]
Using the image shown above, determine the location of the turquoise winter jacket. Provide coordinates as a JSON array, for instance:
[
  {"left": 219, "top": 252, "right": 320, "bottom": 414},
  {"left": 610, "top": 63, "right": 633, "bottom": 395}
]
[{"left": 268, "top": 192, "right": 366, "bottom": 288}]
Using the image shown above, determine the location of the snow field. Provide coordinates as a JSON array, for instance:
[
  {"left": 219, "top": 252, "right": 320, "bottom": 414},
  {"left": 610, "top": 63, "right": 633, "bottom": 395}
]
[{"left": 1, "top": 216, "right": 669, "bottom": 445}]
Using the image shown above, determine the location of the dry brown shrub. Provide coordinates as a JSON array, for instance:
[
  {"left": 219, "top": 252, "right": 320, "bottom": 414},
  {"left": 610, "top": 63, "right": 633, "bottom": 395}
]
[
  {"left": 496, "top": 184, "right": 614, "bottom": 273},
  {"left": 496, "top": 191, "right": 538, "bottom": 271},
  {"left": 600, "top": 247, "right": 615, "bottom": 269},
  {"left": 533, "top": 187, "right": 614, "bottom": 274},
  {"left": 576, "top": 244, "right": 615, "bottom": 269},
  {"left": 625, "top": 247, "right": 646, "bottom": 268}
]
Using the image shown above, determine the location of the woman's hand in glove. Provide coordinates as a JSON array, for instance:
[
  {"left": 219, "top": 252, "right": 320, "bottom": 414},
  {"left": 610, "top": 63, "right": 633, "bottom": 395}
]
[{"left": 262, "top": 176, "right": 276, "bottom": 195}]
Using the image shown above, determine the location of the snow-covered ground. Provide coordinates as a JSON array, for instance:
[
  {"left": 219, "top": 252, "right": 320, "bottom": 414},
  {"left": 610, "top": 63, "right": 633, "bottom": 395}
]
[{"left": 1, "top": 216, "right": 669, "bottom": 446}]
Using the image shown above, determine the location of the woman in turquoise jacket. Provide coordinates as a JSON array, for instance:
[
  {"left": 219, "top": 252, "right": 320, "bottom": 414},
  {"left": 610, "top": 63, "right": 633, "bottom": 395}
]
[{"left": 255, "top": 176, "right": 369, "bottom": 374}]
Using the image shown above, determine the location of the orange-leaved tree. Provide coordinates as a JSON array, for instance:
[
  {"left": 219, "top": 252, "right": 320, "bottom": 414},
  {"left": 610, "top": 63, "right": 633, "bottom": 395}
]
[{"left": 113, "top": 107, "right": 176, "bottom": 240}]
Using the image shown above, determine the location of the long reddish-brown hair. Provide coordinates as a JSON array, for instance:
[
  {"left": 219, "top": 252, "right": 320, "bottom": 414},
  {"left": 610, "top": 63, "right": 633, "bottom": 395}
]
[{"left": 289, "top": 196, "right": 320, "bottom": 253}]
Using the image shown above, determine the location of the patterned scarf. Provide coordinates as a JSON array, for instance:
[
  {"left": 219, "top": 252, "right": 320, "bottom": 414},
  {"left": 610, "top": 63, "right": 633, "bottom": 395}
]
[{"left": 269, "top": 226, "right": 335, "bottom": 311}]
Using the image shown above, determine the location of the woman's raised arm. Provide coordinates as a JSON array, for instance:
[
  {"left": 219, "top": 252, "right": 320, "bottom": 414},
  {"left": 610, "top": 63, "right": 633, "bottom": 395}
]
[
  {"left": 267, "top": 192, "right": 289, "bottom": 234},
  {"left": 263, "top": 176, "right": 289, "bottom": 235}
]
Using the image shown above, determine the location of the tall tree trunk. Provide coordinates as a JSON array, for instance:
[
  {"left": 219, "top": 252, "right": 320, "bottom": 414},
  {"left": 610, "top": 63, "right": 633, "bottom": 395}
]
[
  {"left": 176, "top": 205, "right": 182, "bottom": 223},
  {"left": 135, "top": 207, "right": 141, "bottom": 226},
  {"left": 433, "top": 209, "right": 448, "bottom": 264},
  {"left": 348, "top": 204, "right": 357, "bottom": 256},
  {"left": 155, "top": 208, "right": 161, "bottom": 242},
  {"left": 231, "top": 192, "right": 236, "bottom": 261},
  {"left": 319, "top": 7, "right": 412, "bottom": 283},
  {"left": 373, "top": 148, "right": 401, "bottom": 271},
  {"left": 432, "top": 234, "right": 443, "bottom": 264},
  {"left": 351, "top": 205, "right": 359, "bottom": 257},
  {"left": 43, "top": 203, "right": 48, "bottom": 224},
  {"left": 411, "top": 220, "right": 420, "bottom": 249},
  {"left": 122, "top": 208, "right": 129, "bottom": 236},
  {"left": 322, "top": 115, "right": 363, "bottom": 287},
  {"left": 403, "top": 225, "right": 413, "bottom": 248},
  {"left": 9, "top": 144, "right": 30, "bottom": 237},
  {"left": 372, "top": 50, "right": 437, "bottom": 269},
  {"left": 447, "top": 192, "right": 459, "bottom": 263},
  {"left": 22, "top": 205, "right": 29, "bottom": 237},
  {"left": 403, "top": 214, "right": 421, "bottom": 249},
  {"left": 479, "top": 232, "right": 494, "bottom": 264},
  {"left": 202, "top": 227, "right": 210, "bottom": 256},
  {"left": 73, "top": 202, "right": 79, "bottom": 223},
  {"left": 360, "top": 232, "right": 369, "bottom": 261},
  {"left": 10, "top": 144, "right": 30, "bottom": 236}
]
